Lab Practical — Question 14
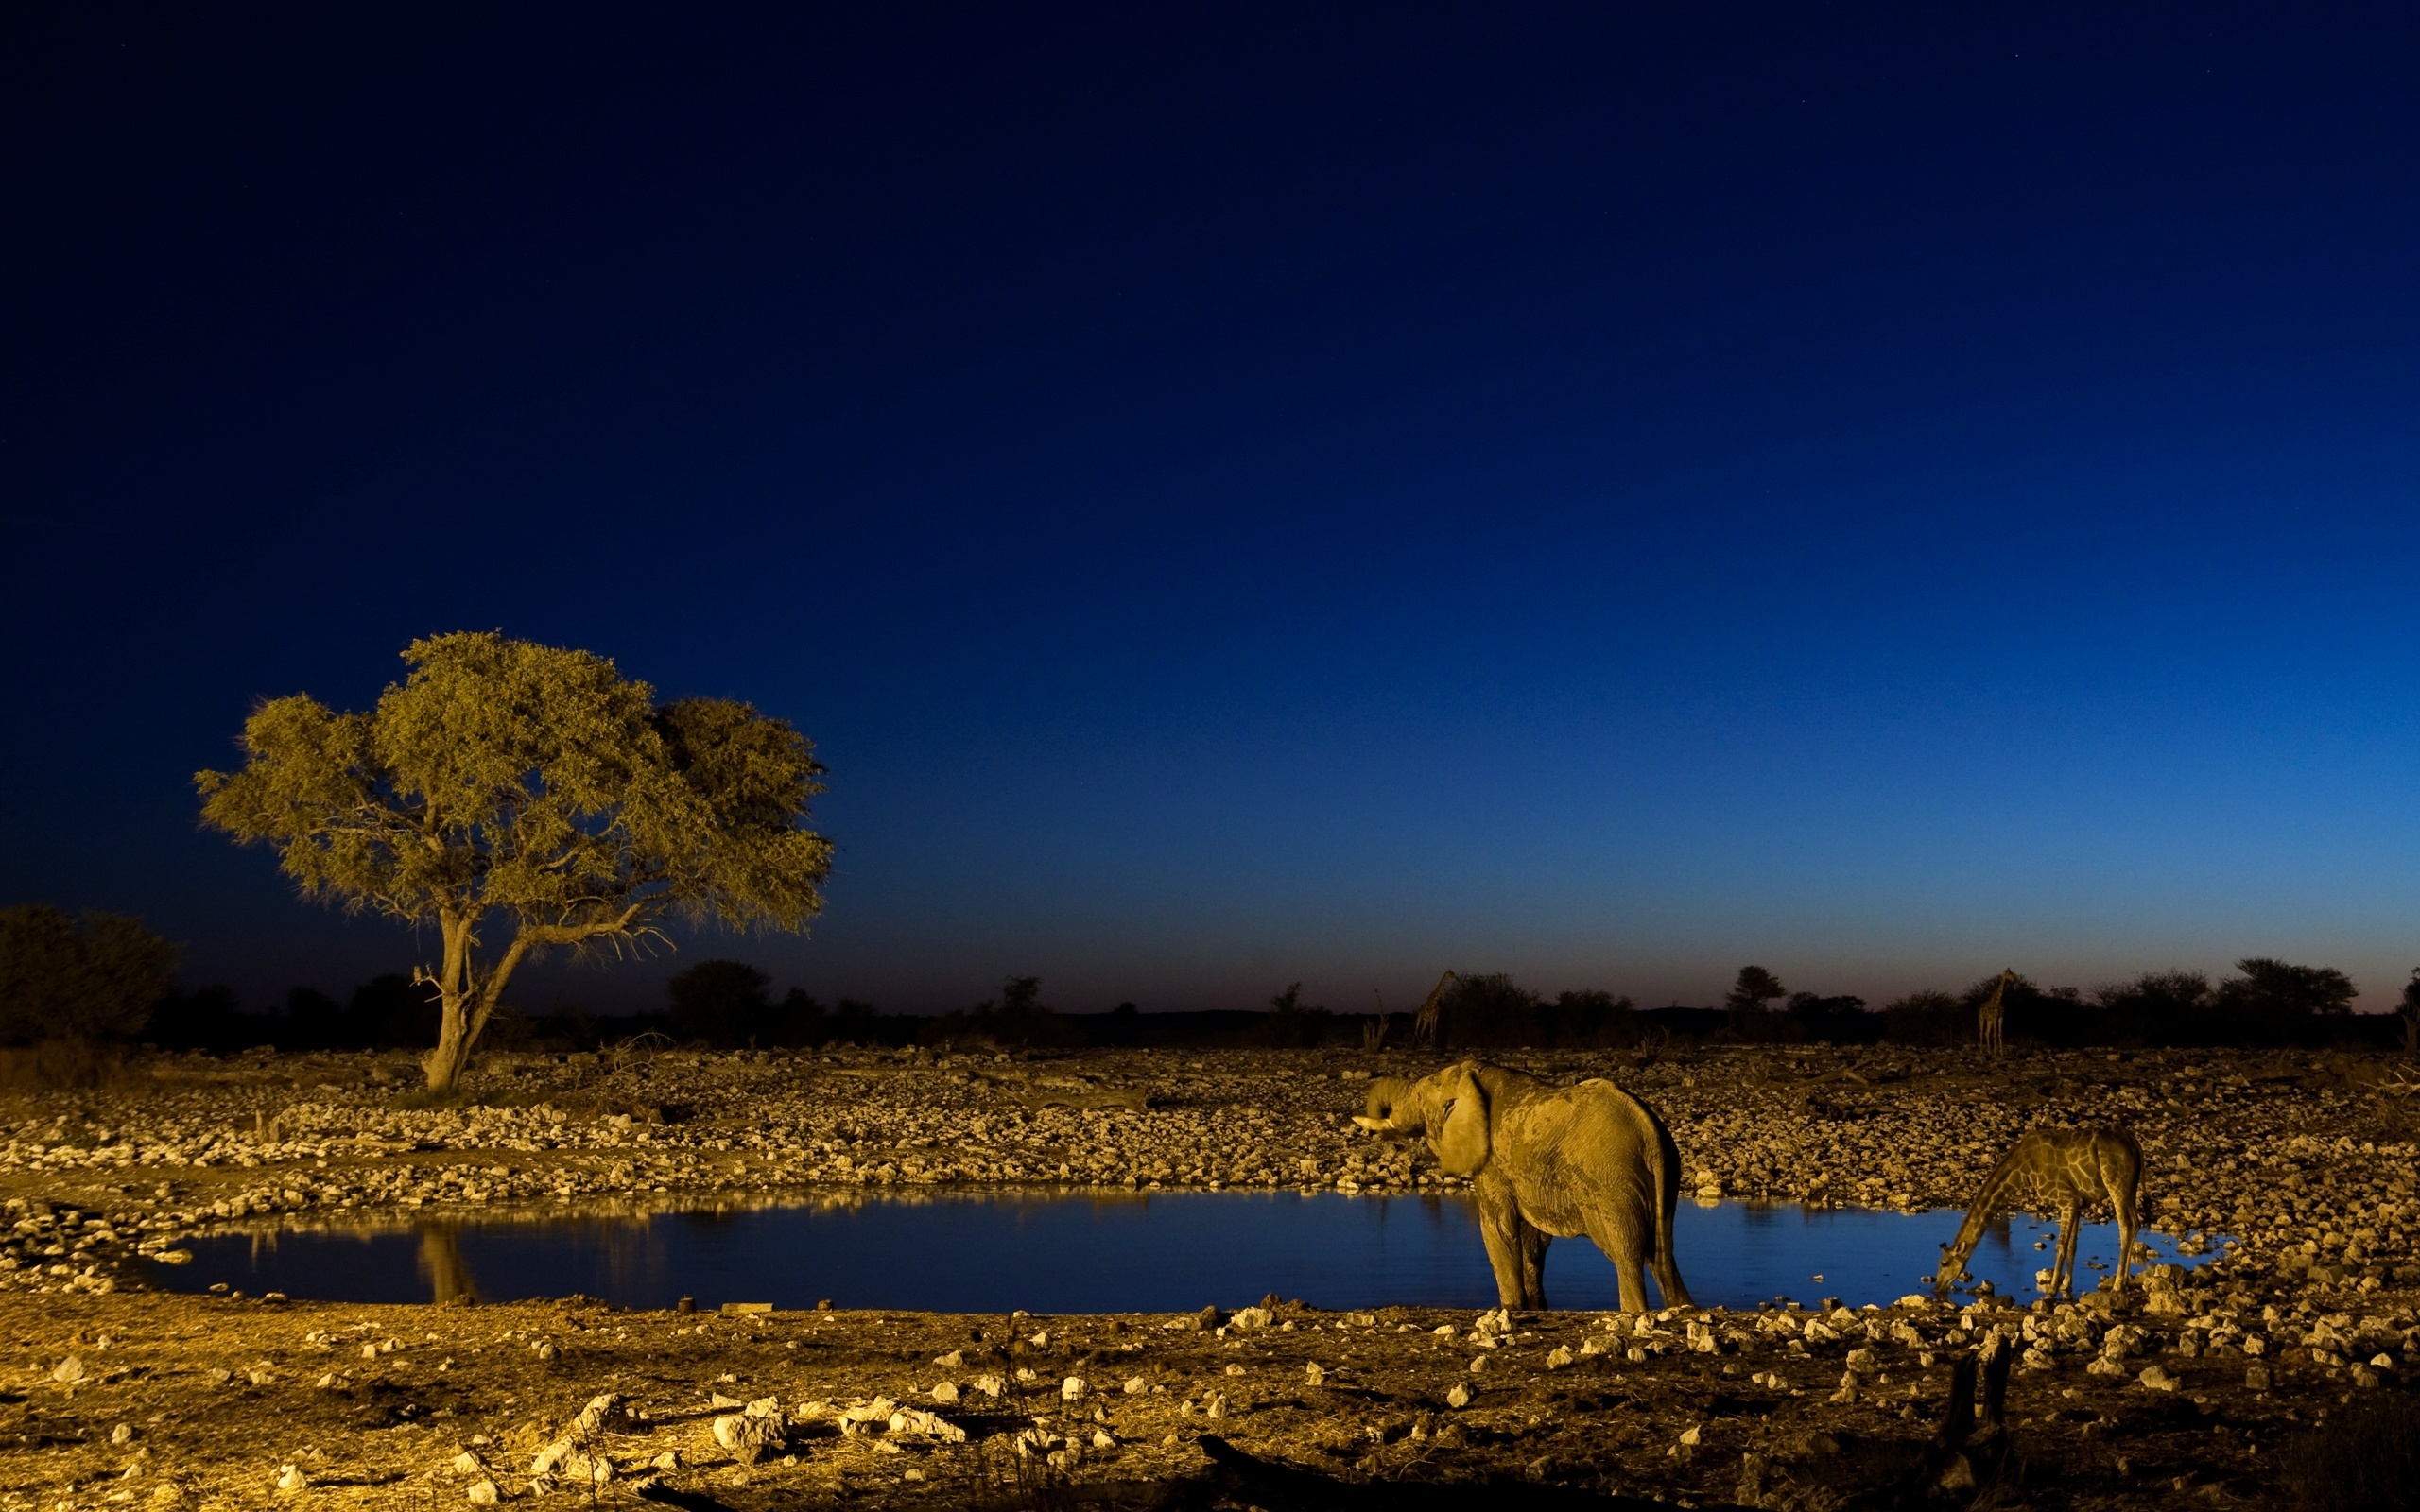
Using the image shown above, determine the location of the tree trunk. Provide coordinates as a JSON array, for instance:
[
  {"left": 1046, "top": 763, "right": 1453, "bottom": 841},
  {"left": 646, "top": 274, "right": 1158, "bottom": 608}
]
[
  {"left": 419, "top": 912, "right": 527, "bottom": 1091},
  {"left": 423, "top": 994, "right": 477, "bottom": 1091}
]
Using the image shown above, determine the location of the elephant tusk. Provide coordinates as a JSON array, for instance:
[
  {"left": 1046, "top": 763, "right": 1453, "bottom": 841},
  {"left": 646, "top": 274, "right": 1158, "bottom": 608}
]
[{"left": 1351, "top": 1115, "right": 1387, "bottom": 1131}]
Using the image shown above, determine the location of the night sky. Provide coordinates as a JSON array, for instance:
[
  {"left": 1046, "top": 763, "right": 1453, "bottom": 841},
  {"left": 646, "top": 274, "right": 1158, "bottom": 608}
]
[{"left": 6, "top": 4, "right": 2417, "bottom": 1017}]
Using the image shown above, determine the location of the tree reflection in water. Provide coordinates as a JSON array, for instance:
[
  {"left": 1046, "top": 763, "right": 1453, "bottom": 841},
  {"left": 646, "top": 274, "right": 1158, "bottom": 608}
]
[{"left": 418, "top": 1223, "right": 478, "bottom": 1303}]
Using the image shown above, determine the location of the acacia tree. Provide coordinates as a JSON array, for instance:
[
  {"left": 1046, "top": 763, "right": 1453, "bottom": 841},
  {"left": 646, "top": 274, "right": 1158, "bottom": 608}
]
[
  {"left": 197, "top": 632, "right": 833, "bottom": 1090},
  {"left": 1723, "top": 965, "right": 1787, "bottom": 1029}
]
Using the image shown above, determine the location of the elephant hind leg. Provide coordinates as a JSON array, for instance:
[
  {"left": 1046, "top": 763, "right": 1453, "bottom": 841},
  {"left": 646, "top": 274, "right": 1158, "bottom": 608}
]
[
  {"left": 1651, "top": 1249, "right": 1693, "bottom": 1311},
  {"left": 1583, "top": 1212, "right": 1651, "bottom": 1315},
  {"left": 1518, "top": 1222, "right": 1551, "bottom": 1311}
]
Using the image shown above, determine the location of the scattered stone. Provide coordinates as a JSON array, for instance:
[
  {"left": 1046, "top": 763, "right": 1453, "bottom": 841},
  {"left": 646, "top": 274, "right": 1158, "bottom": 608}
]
[
  {"left": 1122, "top": 1376, "right": 1148, "bottom": 1395},
  {"left": 930, "top": 1381, "right": 959, "bottom": 1404},
  {"left": 1062, "top": 1376, "right": 1087, "bottom": 1400},
  {"left": 2136, "top": 1365, "right": 2178, "bottom": 1392},
  {"left": 112, "top": 1424, "right": 135, "bottom": 1445},
  {"left": 274, "top": 1465, "right": 307, "bottom": 1492},
  {"left": 1545, "top": 1345, "right": 1574, "bottom": 1369},
  {"left": 1305, "top": 1361, "right": 1327, "bottom": 1385},
  {"left": 1446, "top": 1383, "right": 1473, "bottom": 1409},
  {"left": 466, "top": 1481, "right": 498, "bottom": 1504},
  {"left": 52, "top": 1356, "right": 86, "bottom": 1384}
]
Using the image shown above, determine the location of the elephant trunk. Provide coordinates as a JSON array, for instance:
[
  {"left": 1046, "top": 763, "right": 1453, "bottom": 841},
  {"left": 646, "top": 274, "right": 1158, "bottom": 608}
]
[{"left": 1362, "top": 1076, "right": 1412, "bottom": 1125}]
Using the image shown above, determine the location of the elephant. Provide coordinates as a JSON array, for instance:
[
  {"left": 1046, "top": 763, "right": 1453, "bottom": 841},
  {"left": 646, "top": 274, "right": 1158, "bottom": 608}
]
[{"left": 1355, "top": 1060, "right": 1691, "bottom": 1313}]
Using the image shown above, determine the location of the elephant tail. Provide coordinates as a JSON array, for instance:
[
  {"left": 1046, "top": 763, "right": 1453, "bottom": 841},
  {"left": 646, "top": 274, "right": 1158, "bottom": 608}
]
[{"left": 1651, "top": 1110, "right": 1685, "bottom": 1280}]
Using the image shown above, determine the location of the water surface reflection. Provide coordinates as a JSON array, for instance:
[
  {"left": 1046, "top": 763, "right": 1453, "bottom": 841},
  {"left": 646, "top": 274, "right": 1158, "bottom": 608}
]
[{"left": 154, "top": 1191, "right": 2215, "bottom": 1314}]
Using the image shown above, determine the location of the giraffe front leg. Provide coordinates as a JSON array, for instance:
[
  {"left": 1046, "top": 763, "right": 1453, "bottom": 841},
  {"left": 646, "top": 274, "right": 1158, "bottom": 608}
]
[{"left": 2054, "top": 1203, "right": 2083, "bottom": 1299}]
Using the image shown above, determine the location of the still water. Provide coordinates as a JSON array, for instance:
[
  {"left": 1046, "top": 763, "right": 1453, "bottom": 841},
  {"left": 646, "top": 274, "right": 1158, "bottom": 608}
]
[{"left": 135, "top": 1192, "right": 2214, "bottom": 1314}]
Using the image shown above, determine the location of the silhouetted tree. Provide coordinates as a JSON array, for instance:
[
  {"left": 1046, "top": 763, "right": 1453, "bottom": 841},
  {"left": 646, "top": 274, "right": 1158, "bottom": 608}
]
[
  {"left": 1436, "top": 972, "right": 1544, "bottom": 1047},
  {"left": 1879, "top": 989, "right": 1963, "bottom": 1045},
  {"left": 1551, "top": 988, "right": 1637, "bottom": 1047},
  {"left": 0, "top": 904, "right": 179, "bottom": 1044},
  {"left": 666, "top": 959, "right": 772, "bottom": 1046},
  {"left": 2216, "top": 957, "right": 2357, "bottom": 1043},
  {"left": 2401, "top": 969, "right": 2420, "bottom": 1054},
  {"left": 1787, "top": 991, "right": 1877, "bottom": 1044},
  {"left": 2091, "top": 970, "right": 2215, "bottom": 1044},
  {"left": 197, "top": 632, "right": 833, "bottom": 1089},
  {"left": 762, "top": 987, "right": 828, "bottom": 1048},
  {"left": 1262, "top": 983, "right": 1332, "bottom": 1047},
  {"left": 1723, "top": 966, "right": 1788, "bottom": 1033}
]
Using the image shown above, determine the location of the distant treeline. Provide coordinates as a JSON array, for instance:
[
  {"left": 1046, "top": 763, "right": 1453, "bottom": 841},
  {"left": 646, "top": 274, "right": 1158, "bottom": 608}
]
[
  {"left": 5, "top": 903, "right": 2415, "bottom": 1056},
  {"left": 135, "top": 959, "right": 2420, "bottom": 1057}
]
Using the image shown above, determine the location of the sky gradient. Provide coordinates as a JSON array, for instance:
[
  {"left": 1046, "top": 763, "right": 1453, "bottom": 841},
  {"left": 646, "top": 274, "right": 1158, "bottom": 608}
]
[{"left": 5, "top": 4, "right": 2417, "bottom": 1016}]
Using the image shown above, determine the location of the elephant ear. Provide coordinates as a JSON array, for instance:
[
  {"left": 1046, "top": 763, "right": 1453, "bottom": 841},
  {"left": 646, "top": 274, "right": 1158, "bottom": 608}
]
[{"left": 1431, "top": 1063, "right": 1491, "bottom": 1176}]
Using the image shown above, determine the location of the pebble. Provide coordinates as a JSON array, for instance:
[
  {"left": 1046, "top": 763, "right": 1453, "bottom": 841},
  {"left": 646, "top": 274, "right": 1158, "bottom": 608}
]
[
  {"left": 2137, "top": 1365, "right": 2178, "bottom": 1392},
  {"left": 465, "top": 1481, "right": 498, "bottom": 1504},
  {"left": 930, "top": 1381, "right": 959, "bottom": 1404},
  {"left": 1062, "top": 1376, "right": 1087, "bottom": 1400},
  {"left": 1445, "top": 1383, "right": 1473, "bottom": 1409},
  {"left": 274, "top": 1465, "right": 307, "bottom": 1492},
  {"left": 52, "top": 1356, "right": 86, "bottom": 1384}
]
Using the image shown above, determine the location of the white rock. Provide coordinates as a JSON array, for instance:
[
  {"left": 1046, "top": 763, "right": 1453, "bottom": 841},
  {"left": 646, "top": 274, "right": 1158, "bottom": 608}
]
[
  {"left": 888, "top": 1408, "right": 967, "bottom": 1443},
  {"left": 1305, "top": 1362, "right": 1327, "bottom": 1385},
  {"left": 1062, "top": 1376, "right": 1087, "bottom": 1400},
  {"left": 1546, "top": 1346, "right": 1574, "bottom": 1369},
  {"left": 930, "top": 1381, "right": 959, "bottom": 1404},
  {"left": 52, "top": 1356, "right": 87, "bottom": 1384},
  {"left": 1680, "top": 1425, "right": 1702, "bottom": 1447},
  {"left": 2137, "top": 1365, "right": 2178, "bottom": 1392},
  {"left": 466, "top": 1480, "right": 498, "bottom": 1504},
  {"left": 451, "top": 1451, "right": 484, "bottom": 1476},
  {"left": 275, "top": 1465, "right": 308, "bottom": 1492},
  {"left": 1122, "top": 1376, "right": 1149, "bottom": 1395},
  {"left": 712, "top": 1413, "right": 782, "bottom": 1457},
  {"left": 1445, "top": 1383, "right": 1473, "bottom": 1409}
]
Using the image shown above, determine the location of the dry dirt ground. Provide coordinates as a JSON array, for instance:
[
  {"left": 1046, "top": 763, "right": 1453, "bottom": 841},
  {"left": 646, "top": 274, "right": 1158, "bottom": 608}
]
[{"left": 2, "top": 1043, "right": 2417, "bottom": 1510}]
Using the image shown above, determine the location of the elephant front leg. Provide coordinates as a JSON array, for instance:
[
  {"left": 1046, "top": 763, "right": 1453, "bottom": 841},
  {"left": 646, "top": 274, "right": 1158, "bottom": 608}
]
[{"left": 1473, "top": 1184, "right": 1531, "bottom": 1310}]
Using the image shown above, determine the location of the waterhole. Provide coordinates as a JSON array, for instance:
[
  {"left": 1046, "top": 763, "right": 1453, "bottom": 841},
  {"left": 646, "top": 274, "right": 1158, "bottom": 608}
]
[{"left": 136, "top": 1193, "right": 2216, "bottom": 1313}]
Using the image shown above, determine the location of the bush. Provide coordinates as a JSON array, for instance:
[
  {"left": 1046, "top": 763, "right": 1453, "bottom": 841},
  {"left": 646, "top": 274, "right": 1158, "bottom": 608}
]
[
  {"left": 0, "top": 1037, "right": 131, "bottom": 1091},
  {"left": 666, "top": 959, "right": 773, "bottom": 1047},
  {"left": 1258, "top": 984, "right": 1333, "bottom": 1047},
  {"left": 0, "top": 903, "right": 178, "bottom": 1044},
  {"left": 1879, "top": 989, "right": 1964, "bottom": 1045},
  {"left": 922, "top": 977, "right": 1075, "bottom": 1049}
]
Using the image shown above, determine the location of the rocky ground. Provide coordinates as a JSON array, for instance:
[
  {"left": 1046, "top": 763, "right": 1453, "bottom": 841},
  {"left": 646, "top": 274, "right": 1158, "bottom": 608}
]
[{"left": 3, "top": 1042, "right": 2417, "bottom": 1508}]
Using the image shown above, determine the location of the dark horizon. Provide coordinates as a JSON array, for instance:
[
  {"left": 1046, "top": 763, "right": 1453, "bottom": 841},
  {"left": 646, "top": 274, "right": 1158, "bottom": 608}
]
[{"left": 7, "top": 5, "right": 2418, "bottom": 1020}]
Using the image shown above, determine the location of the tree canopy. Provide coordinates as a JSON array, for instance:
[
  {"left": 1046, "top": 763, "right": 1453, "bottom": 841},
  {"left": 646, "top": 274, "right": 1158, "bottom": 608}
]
[
  {"left": 0, "top": 904, "right": 179, "bottom": 1044},
  {"left": 197, "top": 631, "right": 833, "bottom": 1088}
]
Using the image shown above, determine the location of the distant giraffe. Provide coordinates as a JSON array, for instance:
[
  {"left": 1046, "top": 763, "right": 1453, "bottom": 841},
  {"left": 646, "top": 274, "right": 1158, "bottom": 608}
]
[
  {"left": 1976, "top": 968, "right": 2015, "bottom": 1059},
  {"left": 1410, "top": 970, "right": 1458, "bottom": 1050},
  {"left": 1935, "top": 1125, "right": 2142, "bottom": 1300}
]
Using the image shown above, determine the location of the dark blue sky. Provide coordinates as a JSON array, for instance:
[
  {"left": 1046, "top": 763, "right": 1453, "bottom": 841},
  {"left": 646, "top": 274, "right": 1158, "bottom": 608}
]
[{"left": 5, "top": 3, "right": 2417, "bottom": 1016}]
